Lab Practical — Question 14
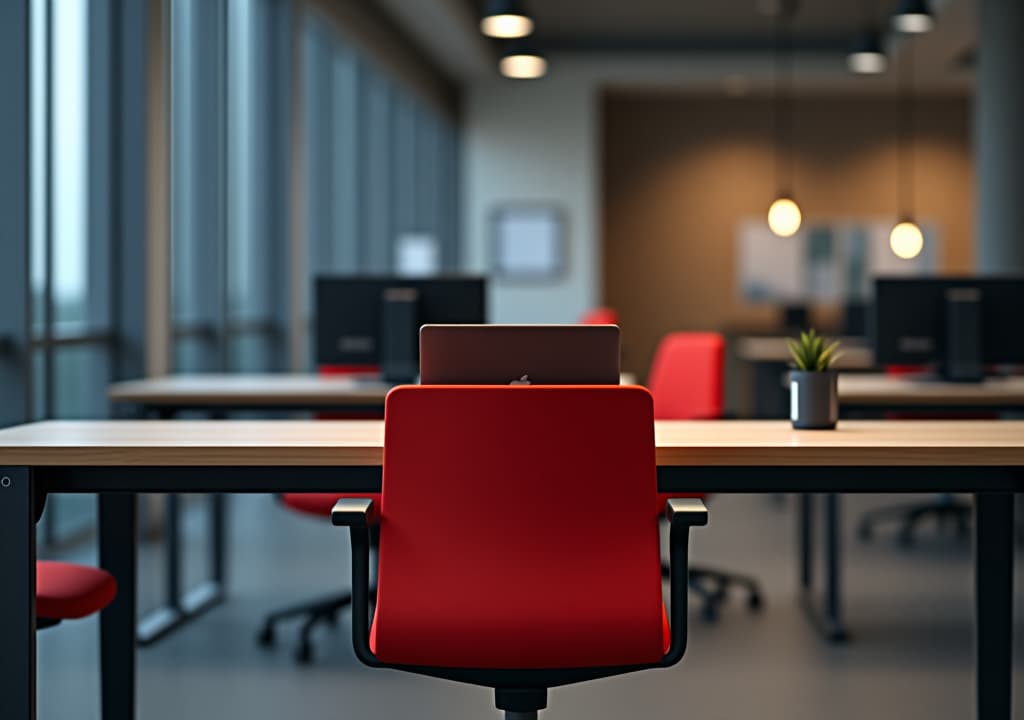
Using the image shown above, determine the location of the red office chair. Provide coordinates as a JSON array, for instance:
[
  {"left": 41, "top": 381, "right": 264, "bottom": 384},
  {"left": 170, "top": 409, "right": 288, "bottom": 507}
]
[
  {"left": 578, "top": 306, "right": 619, "bottom": 326},
  {"left": 331, "top": 385, "right": 708, "bottom": 720},
  {"left": 647, "top": 332, "right": 763, "bottom": 621},
  {"left": 257, "top": 364, "right": 382, "bottom": 664},
  {"left": 37, "top": 561, "right": 118, "bottom": 629},
  {"left": 33, "top": 495, "right": 117, "bottom": 713}
]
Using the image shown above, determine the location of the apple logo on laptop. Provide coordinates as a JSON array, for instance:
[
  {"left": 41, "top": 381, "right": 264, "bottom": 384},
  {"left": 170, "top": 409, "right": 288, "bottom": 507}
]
[{"left": 510, "top": 374, "right": 531, "bottom": 385}]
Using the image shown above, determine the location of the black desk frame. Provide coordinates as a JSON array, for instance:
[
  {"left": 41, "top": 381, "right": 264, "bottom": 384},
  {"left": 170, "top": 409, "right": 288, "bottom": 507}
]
[
  {"left": 129, "top": 401, "right": 387, "bottom": 646},
  {"left": 0, "top": 463, "right": 1018, "bottom": 720}
]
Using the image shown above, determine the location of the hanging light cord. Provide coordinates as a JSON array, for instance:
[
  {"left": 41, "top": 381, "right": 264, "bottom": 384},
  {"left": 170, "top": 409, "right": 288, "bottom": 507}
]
[
  {"left": 897, "top": 45, "right": 915, "bottom": 220},
  {"left": 774, "top": 5, "right": 795, "bottom": 197}
]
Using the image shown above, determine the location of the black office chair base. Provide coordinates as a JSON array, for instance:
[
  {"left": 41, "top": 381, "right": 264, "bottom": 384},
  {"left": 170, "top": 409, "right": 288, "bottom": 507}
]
[
  {"left": 664, "top": 563, "right": 763, "bottom": 622},
  {"left": 857, "top": 495, "right": 971, "bottom": 547},
  {"left": 496, "top": 688, "right": 546, "bottom": 720},
  {"left": 257, "top": 591, "right": 353, "bottom": 665}
]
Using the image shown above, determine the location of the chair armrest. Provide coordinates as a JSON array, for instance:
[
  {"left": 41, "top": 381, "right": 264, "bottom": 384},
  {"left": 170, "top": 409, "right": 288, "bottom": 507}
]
[
  {"left": 331, "top": 497, "right": 380, "bottom": 667},
  {"left": 331, "top": 497, "right": 378, "bottom": 527},
  {"left": 665, "top": 497, "right": 709, "bottom": 528},
  {"left": 661, "top": 497, "right": 709, "bottom": 667}
]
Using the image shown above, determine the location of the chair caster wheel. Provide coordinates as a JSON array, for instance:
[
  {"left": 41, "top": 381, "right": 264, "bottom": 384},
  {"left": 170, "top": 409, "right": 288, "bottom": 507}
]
[
  {"left": 898, "top": 532, "right": 915, "bottom": 548},
  {"left": 295, "top": 643, "right": 313, "bottom": 665},
  {"left": 748, "top": 592, "right": 763, "bottom": 611},
  {"left": 857, "top": 525, "right": 872, "bottom": 541},
  {"left": 256, "top": 625, "right": 275, "bottom": 648},
  {"left": 324, "top": 612, "right": 338, "bottom": 628}
]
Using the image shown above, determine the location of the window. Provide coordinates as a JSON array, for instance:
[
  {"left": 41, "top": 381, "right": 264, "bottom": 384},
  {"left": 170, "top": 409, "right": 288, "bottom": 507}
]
[
  {"left": 170, "top": 0, "right": 290, "bottom": 373},
  {"left": 29, "top": 0, "right": 114, "bottom": 543},
  {"left": 298, "top": 8, "right": 461, "bottom": 368}
]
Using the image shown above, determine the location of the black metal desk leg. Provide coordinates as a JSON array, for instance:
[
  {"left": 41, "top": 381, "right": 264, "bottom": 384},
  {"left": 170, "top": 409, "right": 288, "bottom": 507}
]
[
  {"left": 99, "top": 493, "right": 137, "bottom": 720},
  {"left": 974, "top": 492, "right": 1013, "bottom": 720},
  {"left": 798, "top": 492, "right": 848, "bottom": 642},
  {"left": 799, "top": 492, "right": 814, "bottom": 590},
  {"left": 0, "top": 468, "right": 36, "bottom": 720},
  {"left": 823, "top": 493, "right": 845, "bottom": 641},
  {"left": 211, "top": 492, "right": 227, "bottom": 583}
]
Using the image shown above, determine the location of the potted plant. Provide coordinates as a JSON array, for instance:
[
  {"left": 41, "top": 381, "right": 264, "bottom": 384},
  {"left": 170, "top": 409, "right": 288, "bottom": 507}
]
[{"left": 787, "top": 329, "right": 841, "bottom": 430}]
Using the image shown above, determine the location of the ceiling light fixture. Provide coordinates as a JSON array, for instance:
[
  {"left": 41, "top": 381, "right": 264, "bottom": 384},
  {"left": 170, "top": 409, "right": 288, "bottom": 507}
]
[
  {"left": 767, "top": 1, "right": 802, "bottom": 237},
  {"left": 499, "top": 43, "right": 547, "bottom": 79},
  {"left": 847, "top": 27, "right": 888, "bottom": 74},
  {"left": 481, "top": 0, "right": 535, "bottom": 39},
  {"left": 890, "top": 46, "right": 924, "bottom": 260},
  {"left": 892, "top": 0, "right": 934, "bottom": 34}
]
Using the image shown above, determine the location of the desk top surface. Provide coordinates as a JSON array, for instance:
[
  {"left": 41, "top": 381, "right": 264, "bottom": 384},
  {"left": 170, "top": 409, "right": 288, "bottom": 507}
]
[
  {"left": 838, "top": 374, "right": 1024, "bottom": 406},
  {"left": 108, "top": 374, "right": 394, "bottom": 406},
  {"left": 1, "top": 419, "right": 1022, "bottom": 468}
]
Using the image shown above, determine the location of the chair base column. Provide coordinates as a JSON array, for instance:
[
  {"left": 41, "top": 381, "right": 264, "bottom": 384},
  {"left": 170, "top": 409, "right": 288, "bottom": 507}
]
[{"left": 495, "top": 688, "right": 547, "bottom": 718}]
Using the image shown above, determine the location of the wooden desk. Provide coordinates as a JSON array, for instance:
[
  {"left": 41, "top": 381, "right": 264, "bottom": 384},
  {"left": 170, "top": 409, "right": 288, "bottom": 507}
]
[
  {"left": 108, "top": 374, "right": 394, "bottom": 413},
  {"left": 0, "top": 419, "right": 1019, "bottom": 720},
  {"left": 3, "top": 418, "right": 1023, "bottom": 469},
  {"left": 839, "top": 373, "right": 1024, "bottom": 410}
]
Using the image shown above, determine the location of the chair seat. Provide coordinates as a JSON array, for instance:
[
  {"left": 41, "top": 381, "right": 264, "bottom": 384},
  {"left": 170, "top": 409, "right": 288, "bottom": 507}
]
[
  {"left": 371, "top": 600, "right": 673, "bottom": 661},
  {"left": 37, "top": 561, "right": 117, "bottom": 620},
  {"left": 283, "top": 493, "right": 381, "bottom": 518}
]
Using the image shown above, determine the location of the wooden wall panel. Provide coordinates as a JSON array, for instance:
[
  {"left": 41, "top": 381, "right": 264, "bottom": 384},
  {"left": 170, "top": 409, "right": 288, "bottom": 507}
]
[{"left": 601, "top": 93, "right": 972, "bottom": 377}]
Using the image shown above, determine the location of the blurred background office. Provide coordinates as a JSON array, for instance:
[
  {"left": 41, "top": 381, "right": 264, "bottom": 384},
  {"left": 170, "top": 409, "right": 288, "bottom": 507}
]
[{"left": 1, "top": 0, "right": 1023, "bottom": 718}]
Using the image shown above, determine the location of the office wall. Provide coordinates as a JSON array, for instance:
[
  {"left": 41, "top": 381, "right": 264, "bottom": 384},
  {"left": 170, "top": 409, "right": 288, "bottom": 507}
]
[
  {"left": 603, "top": 93, "right": 973, "bottom": 375},
  {"left": 461, "top": 67, "right": 600, "bottom": 323}
]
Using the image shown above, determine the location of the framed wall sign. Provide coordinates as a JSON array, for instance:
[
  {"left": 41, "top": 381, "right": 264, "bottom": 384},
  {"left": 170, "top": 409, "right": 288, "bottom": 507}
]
[{"left": 490, "top": 205, "right": 565, "bottom": 280}]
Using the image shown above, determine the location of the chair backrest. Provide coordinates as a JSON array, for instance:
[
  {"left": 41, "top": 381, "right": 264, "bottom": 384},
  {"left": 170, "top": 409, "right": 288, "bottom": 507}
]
[
  {"left": 647, "top": 332, "right": 725, "bottom": 420},
  {"left": 579, "top": 307, "right": 619, "bottom": 326},
  {"left": 373, "top": 385, "right": 665, "bottom": 670}
]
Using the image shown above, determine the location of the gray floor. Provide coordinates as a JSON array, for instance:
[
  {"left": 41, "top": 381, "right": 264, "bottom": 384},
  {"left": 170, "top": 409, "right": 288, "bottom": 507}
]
[{"left": 38, "top": 493, "right": 1024, "bottom": 720}]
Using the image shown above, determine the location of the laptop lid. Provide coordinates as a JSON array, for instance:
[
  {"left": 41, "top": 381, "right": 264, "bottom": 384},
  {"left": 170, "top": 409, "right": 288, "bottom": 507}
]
[{"left": 419, "top": 324, "right": 620, "bottom": 385}]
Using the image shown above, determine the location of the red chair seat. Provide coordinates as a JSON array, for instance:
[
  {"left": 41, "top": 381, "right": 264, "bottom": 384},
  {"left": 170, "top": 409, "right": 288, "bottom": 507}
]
[
  {"left": 283, "top": 493, "right": 381, "bottom": 519},
  {"left": 37, "top": 561, "right": 117, "bottom": 620}
]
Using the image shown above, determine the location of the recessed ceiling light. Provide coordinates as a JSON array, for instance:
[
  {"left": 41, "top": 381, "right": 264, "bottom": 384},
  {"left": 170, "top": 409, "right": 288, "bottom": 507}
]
[
  {"left": 892, "top": 0, "right": 934, "bottom": 34},
  {"left": 846, "top": 29, "right": 888, "bottom": 74},
  {"left": 481, "top": 0, "right": 534, "bottom": 39},
  {"left": 499, "top": 46, "right": 547, "bottom": 79}
]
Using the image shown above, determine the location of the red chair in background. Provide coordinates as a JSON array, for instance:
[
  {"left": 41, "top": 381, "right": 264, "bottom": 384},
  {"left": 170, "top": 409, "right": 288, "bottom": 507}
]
[
  {"left": 34, "top": 495, "right": 118, "bottom": 714},
  {"left": 578, "top": 306, "right": 619, "bottom": 326},
  {"left": 647, "top": 331, "right": 763, "bottom": 621},
  {"left": 331, "top": 385, "right": 708, "bottom": 720},
  {"left": 257, "top": 365, "right": 382, "bottom": 664}
]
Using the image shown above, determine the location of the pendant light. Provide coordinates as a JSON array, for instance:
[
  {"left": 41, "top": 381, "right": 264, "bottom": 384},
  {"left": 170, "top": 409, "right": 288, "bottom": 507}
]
[
  {"left": 848, "top": 0, "right": 887, "bottom": 74},
  {"left": 890, "top": 46, "right": 924, "bottom": 260},
  {"left": 481, "top": 0, "right": 534, "bottom": 39},
  {"left": 767, "top": 2, "right": 801, "bottom": 237},
  {"left": 499, "top": 42, "right": 547, "bottom": 79},
  {"left": 847, "top": 27, "right": 887, "bottom": 74},
  {"left": 892, "top": 0, "right": 934, "bottom": 34}
]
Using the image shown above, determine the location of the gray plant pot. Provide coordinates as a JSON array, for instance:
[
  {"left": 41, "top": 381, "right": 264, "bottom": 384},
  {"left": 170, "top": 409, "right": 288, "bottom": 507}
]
[{"left": 789, "top": 369, "right": 838, "bottom": 430}]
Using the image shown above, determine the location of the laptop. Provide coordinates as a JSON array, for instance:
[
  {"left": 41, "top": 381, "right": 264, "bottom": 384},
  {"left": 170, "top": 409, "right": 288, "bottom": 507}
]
[{"left": 419, "top": 324, "right": 620, "bottom": 385}]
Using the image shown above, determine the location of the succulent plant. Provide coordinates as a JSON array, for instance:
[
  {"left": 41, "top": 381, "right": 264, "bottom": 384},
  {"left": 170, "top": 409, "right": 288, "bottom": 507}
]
[{"left": 787, "top": 329, "right": 841, "bottom": 372}]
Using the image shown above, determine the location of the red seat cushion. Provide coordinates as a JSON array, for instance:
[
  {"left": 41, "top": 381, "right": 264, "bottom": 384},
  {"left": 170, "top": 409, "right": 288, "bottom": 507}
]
[
  {"left": 283, "top": 493, "right": 381, "bottom": 519},
  {"left": 36, "top": 561, "right": 117, "bottom": 620}
]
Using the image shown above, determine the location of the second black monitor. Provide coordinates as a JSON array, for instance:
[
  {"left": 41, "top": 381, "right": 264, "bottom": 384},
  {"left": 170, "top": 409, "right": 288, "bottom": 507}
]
[
  {"left": 315, "top": 276, "right": 486, "bottom": 377},
  {"left": 872, "top": 276, "right": 1024, "bottom": 379}
]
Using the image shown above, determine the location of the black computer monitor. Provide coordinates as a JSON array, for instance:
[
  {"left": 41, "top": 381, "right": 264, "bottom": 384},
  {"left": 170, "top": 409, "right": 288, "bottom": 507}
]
[
  {"left": 872, "top": 277, "right": 1024, "bottom": 380},
  {"left": 315, "top": 276, "right": 486, "bottom": 380}
]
